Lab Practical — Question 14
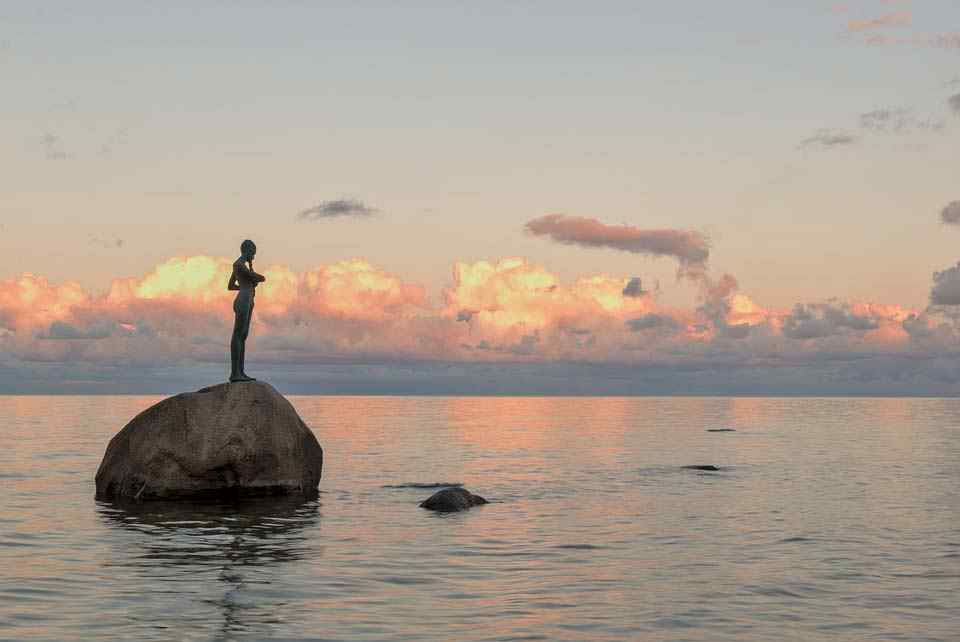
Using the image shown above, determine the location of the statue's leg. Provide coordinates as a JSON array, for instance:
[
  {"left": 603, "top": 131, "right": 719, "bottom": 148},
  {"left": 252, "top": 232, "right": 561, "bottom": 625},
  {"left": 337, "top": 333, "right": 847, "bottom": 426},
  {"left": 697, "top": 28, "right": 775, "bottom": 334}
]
[
  {"left": 240, "top": 297, "right": 253, "bottom": 379},
  {"left": 238, "top": 299, "right": 255, "bottom": 378},
  {"left": 230, "top": 297, "right": 252, "bottom": 382},
  {"left": 230, "top": 311, "right": 245, "bottom": 381}
]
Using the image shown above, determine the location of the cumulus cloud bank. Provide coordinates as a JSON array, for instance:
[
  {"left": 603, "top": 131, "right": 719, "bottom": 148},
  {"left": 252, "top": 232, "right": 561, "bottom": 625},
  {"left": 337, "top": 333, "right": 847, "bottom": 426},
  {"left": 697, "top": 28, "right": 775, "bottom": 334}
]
[
  {"left": 4, "top": 253, "right": 960, "bottom": 394},
  {"left": 525, "top": 214, "right": 709, "bottom": 277},
  {"left": 626, "top": 314, "right": 680, "bottom": 333},
  {"left": 782, "top": 301, "right": 880, "bottom": 339}
]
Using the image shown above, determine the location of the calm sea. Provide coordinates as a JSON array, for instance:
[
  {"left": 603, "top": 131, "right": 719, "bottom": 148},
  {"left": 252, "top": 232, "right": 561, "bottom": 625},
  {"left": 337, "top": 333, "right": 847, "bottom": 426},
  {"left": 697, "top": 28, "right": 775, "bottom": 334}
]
[{"left": 1, "top": 396, "right": 958, "bottom": 641}]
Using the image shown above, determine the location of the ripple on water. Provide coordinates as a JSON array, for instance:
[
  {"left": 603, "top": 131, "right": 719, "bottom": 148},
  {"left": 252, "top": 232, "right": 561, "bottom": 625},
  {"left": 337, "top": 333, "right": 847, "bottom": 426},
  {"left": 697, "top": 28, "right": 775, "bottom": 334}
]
[{"left": 382, "top": 482, "right": 464, "bottom": 489}]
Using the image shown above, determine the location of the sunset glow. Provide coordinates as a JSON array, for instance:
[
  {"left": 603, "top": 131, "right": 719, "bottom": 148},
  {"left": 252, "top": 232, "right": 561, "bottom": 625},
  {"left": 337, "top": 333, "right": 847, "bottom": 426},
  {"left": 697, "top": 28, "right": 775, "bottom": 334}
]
[
  {"left": 0, "top": 251, "right": 940, "bottom": 385},
  {"left": 2, "top": 0, "right": 959, "bottom": 394}
]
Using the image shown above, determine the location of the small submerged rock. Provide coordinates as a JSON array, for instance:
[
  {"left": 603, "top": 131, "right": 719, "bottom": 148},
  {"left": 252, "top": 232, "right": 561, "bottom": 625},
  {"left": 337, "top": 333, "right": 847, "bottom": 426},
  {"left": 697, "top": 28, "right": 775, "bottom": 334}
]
[
  {"left": 706, "top": 428, "right": 736, "bottom": 433},
  {"left": 419, "top": 487, "right": 488, "bottom": 512},
  {"left": 682, "top": 464, "right": 722, "bottom": 472}
]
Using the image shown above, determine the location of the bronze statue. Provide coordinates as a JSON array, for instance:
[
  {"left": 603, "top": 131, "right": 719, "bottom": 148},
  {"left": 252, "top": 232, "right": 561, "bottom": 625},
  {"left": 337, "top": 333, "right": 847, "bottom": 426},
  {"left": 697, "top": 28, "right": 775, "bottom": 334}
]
[{"left": 227, "top": 240, "right": 266, "bottom": 382}]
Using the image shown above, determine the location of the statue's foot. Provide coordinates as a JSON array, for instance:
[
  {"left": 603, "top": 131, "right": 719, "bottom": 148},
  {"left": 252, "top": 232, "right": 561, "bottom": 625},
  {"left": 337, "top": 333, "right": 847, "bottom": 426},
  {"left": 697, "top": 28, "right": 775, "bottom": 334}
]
[
  {"left": 241, "top": 374, "right": 257, "bottom": 381},
  {"left": 229, "top": 375, "right": 255, "bottom": 383}
]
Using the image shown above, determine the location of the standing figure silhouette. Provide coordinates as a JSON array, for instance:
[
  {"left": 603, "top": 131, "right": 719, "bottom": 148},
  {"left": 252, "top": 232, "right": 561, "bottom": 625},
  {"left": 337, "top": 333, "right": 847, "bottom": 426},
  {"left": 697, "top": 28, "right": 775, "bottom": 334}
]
[{"left": 227, "top": 239, "right": 266, "bottom": 382}]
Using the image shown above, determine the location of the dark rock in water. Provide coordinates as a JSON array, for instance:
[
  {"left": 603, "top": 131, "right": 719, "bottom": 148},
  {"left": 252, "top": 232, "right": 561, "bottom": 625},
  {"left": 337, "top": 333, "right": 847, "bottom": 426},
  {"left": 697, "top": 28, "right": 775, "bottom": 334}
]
[
  {"left": 419, "top": 487, "right": 488, "bottom": 512},
  {"left": 95, "top": 381, "right": 323, "bottom": 500},
  {"left": 682, "top": 464, "right": 722, "bottom": 472},
  {"left": 706, "top": 428, "right": 736, "bottom": 432}
]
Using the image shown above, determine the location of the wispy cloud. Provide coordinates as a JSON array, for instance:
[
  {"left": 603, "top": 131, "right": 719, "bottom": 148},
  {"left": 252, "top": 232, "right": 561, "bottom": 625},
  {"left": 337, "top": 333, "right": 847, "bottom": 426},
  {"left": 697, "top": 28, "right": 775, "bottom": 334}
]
[
  {"left": 90, "top": 237, "right": 124, "bottom": 249},
  {"left": 860, "top": 108, "right": 910, "bottom": 132},
  {"left": 860, "top": 32, "right": 960, "bottom": 48},
  {"left": 297, "top": 198, "right": 377, "bottom": 221},
  {"left": 802, "top": 108, "right": 944, "bottom": 156},
  {"left": 860, "top": 108, "right": 945, "bottom": 134},
  {"left": 929, "top": 33, "right": 960, "bottom": 50},
  {"left": 836, "top": 3, "right": 958, "bottom": 51},
  {"left": 525, "top": 214, "right": 710, "bottom": 276},
  {"left": 98, "top": 127, "right": 130, "bottom": 159},
  {"left": 40, "top": 133, "right": 70, "bottom": 160},
  {"left": 798, "top": 129, "right": 859, "bottom": 150},
  {"left": 847, "top": 11, "right": 912, "bottom": 33}
]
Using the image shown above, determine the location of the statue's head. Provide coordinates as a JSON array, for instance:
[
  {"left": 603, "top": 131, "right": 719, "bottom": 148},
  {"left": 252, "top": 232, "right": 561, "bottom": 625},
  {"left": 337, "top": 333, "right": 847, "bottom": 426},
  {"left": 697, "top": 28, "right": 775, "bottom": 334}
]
[{"left": 240, "top": 239, "right": 257, "bottom": 261}]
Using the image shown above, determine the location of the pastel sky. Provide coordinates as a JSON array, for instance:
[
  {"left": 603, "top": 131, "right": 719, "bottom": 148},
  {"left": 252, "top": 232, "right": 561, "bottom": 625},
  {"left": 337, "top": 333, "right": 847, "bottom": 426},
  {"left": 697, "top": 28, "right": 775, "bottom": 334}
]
[{"left": 2, "top": 1, "right": 960, "bottom": 394}]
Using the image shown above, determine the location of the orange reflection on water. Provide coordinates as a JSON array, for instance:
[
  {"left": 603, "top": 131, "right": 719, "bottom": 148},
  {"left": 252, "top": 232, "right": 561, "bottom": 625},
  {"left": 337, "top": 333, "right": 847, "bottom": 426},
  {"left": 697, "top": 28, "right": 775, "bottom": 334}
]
[
  {"left": 728, "top": 397, "right": 765, "bottom": 427},
  {"left": 442, "top": 396, "right": 633, "bottom": 456}
]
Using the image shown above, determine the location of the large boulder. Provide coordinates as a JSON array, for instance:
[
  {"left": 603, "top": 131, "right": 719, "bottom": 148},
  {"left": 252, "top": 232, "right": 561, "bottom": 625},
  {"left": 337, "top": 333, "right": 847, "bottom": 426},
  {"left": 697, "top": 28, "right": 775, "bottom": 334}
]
[{"left": 95, "top": 381, "right": 322, "bottom": 500}]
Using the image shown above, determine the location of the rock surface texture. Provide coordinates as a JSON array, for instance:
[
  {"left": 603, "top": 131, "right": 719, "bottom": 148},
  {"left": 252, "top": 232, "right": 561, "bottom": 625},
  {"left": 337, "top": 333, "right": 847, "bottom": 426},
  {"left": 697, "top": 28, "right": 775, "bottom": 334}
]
[
  {"left": 419, "top": 487, "right": 488, "bottom": 512},
  {"left": 95, "top": 381, "right": 323, "bottom": 500}
]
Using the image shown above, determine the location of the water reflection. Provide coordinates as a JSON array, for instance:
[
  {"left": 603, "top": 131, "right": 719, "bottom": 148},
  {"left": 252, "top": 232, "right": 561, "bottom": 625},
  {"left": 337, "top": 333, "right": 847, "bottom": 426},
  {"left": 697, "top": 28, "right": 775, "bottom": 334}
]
[
  {"left": 96, "top": 497, "right": 320, "bottom": 640},
  {"left": 6, "top": 395, "right": 959, "bottom": 641}
]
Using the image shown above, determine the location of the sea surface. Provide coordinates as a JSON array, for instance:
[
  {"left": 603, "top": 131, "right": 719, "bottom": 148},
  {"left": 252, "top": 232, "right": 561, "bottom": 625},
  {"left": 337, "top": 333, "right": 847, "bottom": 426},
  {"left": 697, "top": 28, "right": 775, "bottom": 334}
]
[{"left": 1, "top": 395, "right": 959, "bottom": 641}]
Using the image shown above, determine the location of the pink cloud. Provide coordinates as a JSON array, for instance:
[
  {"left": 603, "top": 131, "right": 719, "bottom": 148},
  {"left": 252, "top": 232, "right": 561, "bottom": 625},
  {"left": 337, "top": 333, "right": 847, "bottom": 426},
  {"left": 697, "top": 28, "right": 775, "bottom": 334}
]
[
  {"left": 847, "top": 12, "right": 912, "bottom": 33},
  {"left": 0, "top": 254, "right": 944, "bottom": 377},
  {"left": 929, "top": 33, "right": 960, "bottom": 50},
  {"left": 525, "top": 214, "right": 709, "bottom": 277}
]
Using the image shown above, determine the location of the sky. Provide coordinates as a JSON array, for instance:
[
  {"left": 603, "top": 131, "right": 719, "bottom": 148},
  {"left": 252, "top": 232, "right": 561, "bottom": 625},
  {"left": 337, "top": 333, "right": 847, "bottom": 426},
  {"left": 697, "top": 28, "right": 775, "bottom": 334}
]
[{"left": 2, "top": 0, "right": 960, "bottom": 394}]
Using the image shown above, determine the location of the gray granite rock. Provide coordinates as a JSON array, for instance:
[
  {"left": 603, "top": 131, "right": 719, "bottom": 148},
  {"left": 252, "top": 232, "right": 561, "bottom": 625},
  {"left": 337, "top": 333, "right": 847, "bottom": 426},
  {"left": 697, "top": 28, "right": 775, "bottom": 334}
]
[
  {"left": 419, "top": 487, "right": 488, "bottom": 512},
  {"left": 95, "top": 381, "right": 322, "bottom": 500}
]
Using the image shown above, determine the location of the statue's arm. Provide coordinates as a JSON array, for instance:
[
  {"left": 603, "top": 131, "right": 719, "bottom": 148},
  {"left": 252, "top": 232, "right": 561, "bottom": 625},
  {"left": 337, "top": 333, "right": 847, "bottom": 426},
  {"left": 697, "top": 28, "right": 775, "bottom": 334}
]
[
  {"left": 248, "top": 261, "right": 267, "bottom": 283},
  {"left": 235, "top": 261, "right": 267, "bottom": 285},
  {"left": 227, "top": 268, "right": 240, "bottom": 291}
]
